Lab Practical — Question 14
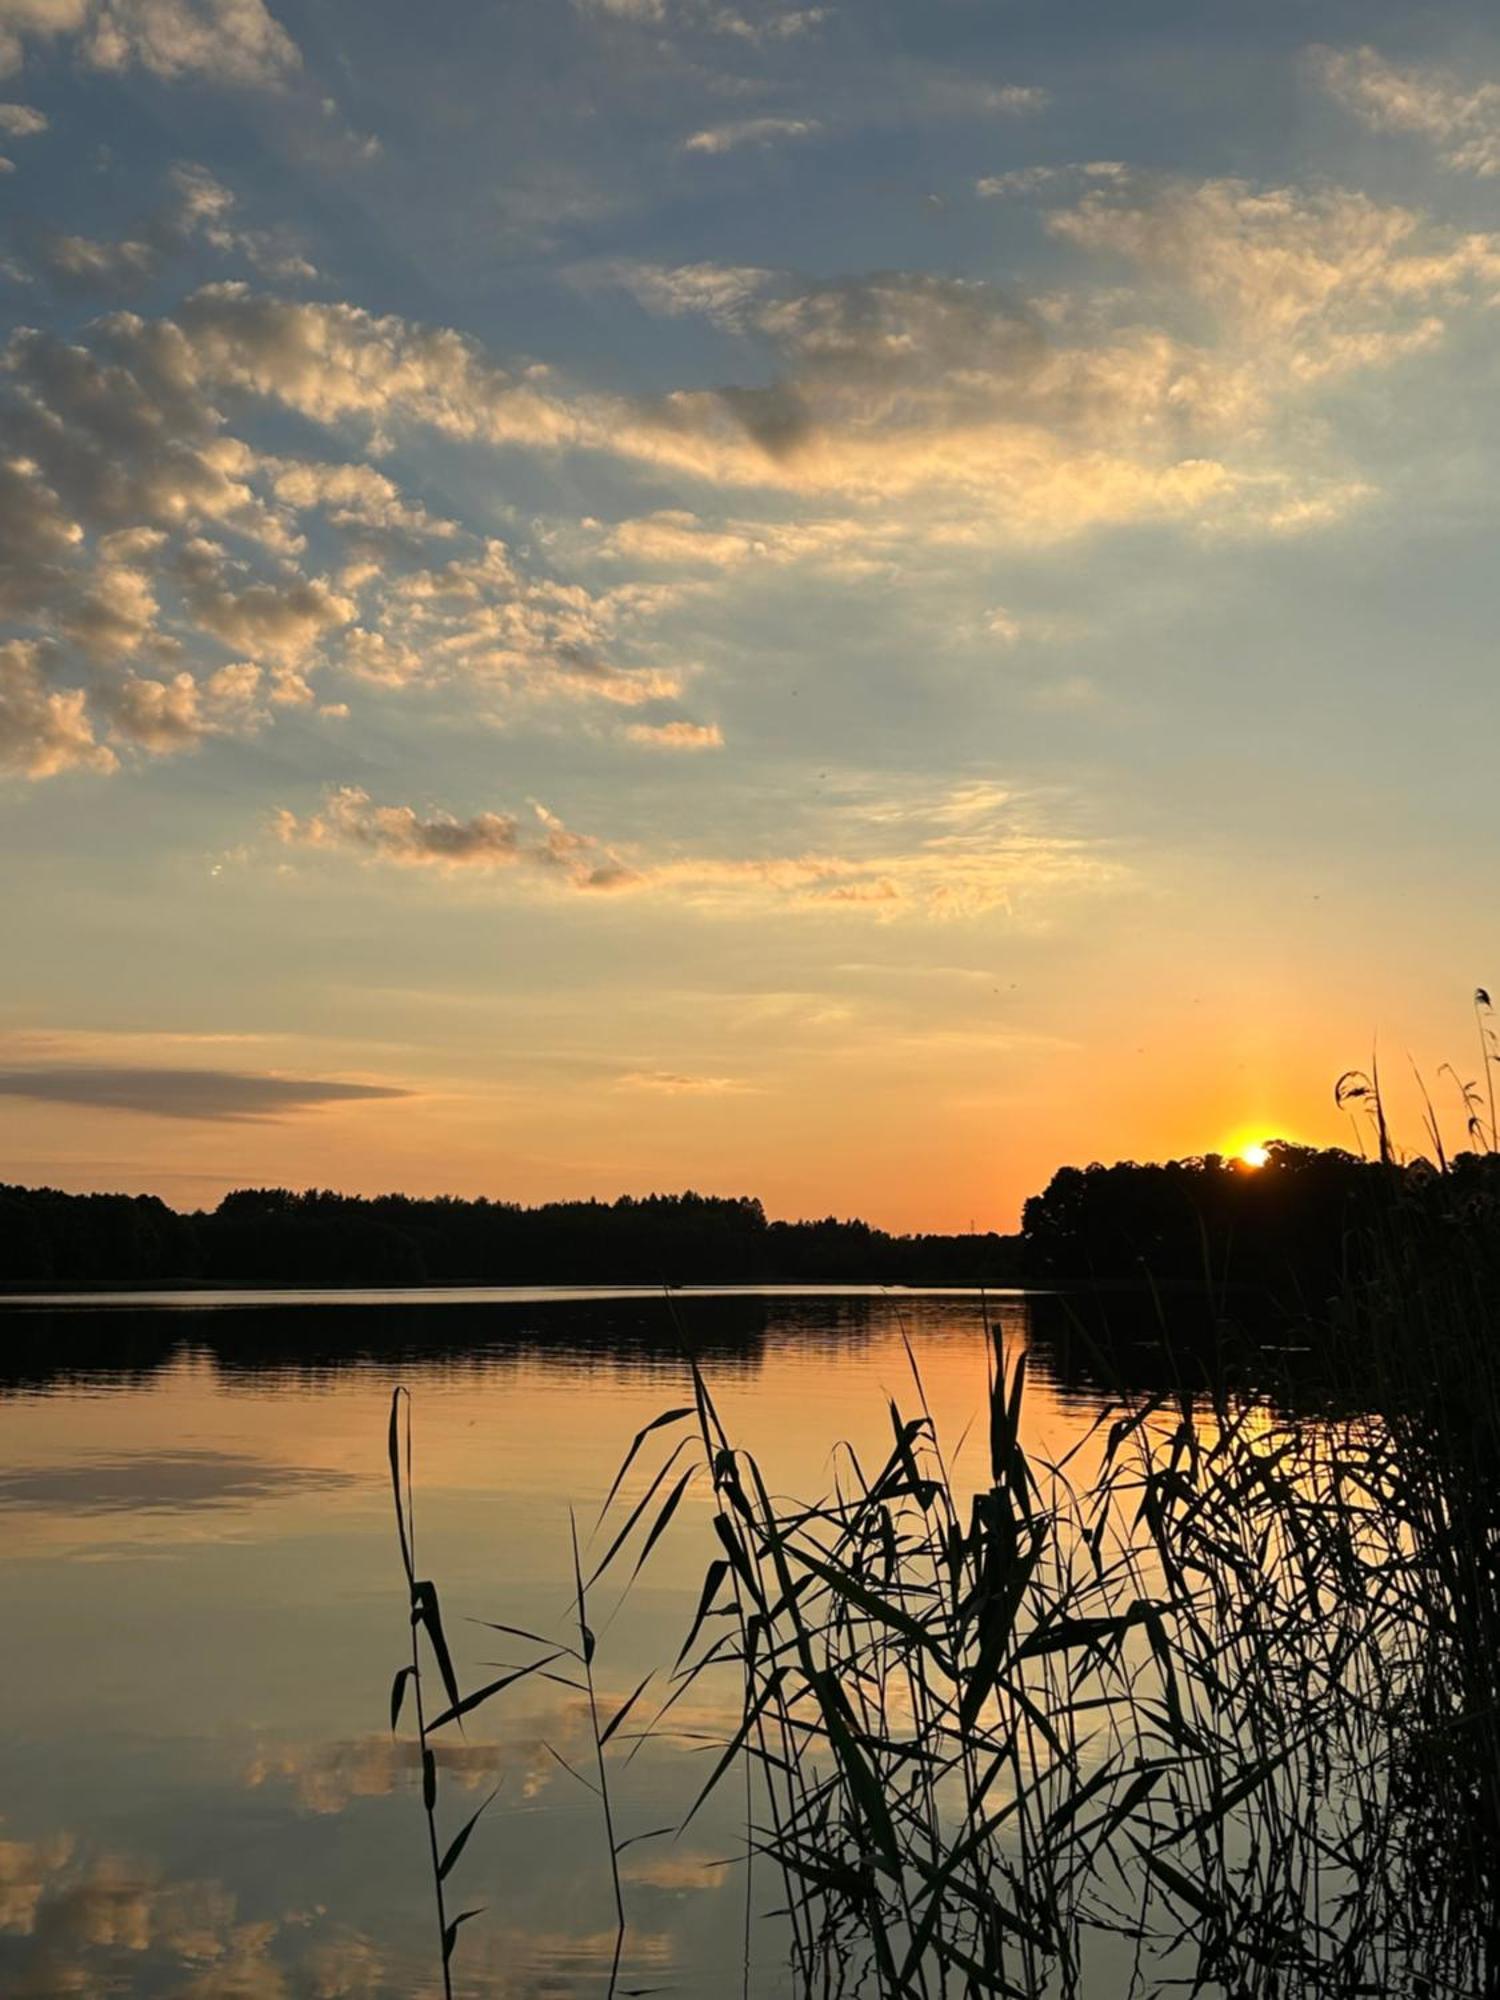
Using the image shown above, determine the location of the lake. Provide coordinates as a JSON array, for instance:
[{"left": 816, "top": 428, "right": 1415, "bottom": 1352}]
[{"left": 0, "top": 1285, "right": 1125, "bottom": 1999}]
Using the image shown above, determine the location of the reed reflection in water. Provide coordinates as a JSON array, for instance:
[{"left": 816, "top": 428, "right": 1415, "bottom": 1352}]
[{"left": 1, "top": 1287, "right": 1082, "bottom": 1997}]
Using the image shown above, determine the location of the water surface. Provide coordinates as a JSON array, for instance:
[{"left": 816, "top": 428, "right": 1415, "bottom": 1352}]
[{"left": 0, "top": 1287, "right": 1104, "bottom": 1998}]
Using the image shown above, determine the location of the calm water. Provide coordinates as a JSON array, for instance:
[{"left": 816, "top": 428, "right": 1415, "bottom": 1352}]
[{"left": 0, "top": 1287, "right": 1112, "bottom": 1999}]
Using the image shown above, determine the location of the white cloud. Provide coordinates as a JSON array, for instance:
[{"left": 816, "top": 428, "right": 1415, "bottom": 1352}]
[
  {"left": 682, "top": 116, "right": 821, "bottom": 155},
  {"left": 1312, "top": 44, "right": 1500, "bottom": 178}
]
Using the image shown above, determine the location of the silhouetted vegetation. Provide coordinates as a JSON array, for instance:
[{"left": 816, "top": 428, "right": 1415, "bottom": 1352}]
[
  {"left": 5, "top": 1141, "right": 1499, "bottom": 1304},
  {"left": 0, "top": 1182, "right": 1022, "bottom": 1287},
  {"left": 393, "top": 1132, "right": 1500, "bottom": 1995}
]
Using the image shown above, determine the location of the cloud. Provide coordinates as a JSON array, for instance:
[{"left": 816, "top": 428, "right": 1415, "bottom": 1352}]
[
  {"left": 976, "top": 160, "right": 1126, "bottom": 200},
  {"left": 264, "top": 458, "right": 456, "bottom": 539},
  {"left": 588, "top": 505, "right": 892, "bottom": 578},
  {"left": 275, "top": 779, "right": 1124, "bottom": 921},
  {"left": 682, "top": 116, "right": 821, "bottom": 155},
  {"left": 1047, "top": 173, "right": 1500, "bottom": 352},
  {"left": 0, "top": 297, "right": 695, "bottom": 775},
  {"left": 573, "top": 0, "right": 825, "bottom": 39},
  {"left": 0, "top": 1061, "right": 408, "bottom": 1118},
  {"left": 0, "top": 1829, "right": 382, "bottom": 1999},
  {"left": 623, "top": 717, "right": 723, "bottom": 748},
  {"left": 0, "top": 639, "right": 116, "bottom": 776},
  {"left": 927, "top": 79, "right": 1047, "bottom": 117},
  {"left": 0, "top": 0, "right": 299, "bottom": 87},
  {"left": 275, "top": 785, "right": 641, "bottom": 889},
  {"left": 616, "top": 1069, "right": 753, "bottom": 1092},
  {"left": 0, "top": 98, "right": 44, "bottom": 133},
  {"left": 4, "top": 165, "right": 1490, "bottom": 788},
  {"left": 343, "top": 538, "right": 684, "bottom": 708},
  {"left": 36, "top": 230, "right": 160, "bottom": 290},
  {"left": 174, "top": 537, "right": 355, "bottom": 661},
  {"left": 27, "top": 161, "right": 317, "bottom": 296},
  {"left": 104, "top": 659, "right": 264, "bottom": 750},
  {"left": 1311, "top": 44, "right": 1500, "bottom": 177}
]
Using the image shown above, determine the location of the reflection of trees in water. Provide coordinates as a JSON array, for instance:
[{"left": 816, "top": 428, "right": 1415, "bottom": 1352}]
[{"left": 0, "top": 1291, "right": 1025, "bottom": 1396}]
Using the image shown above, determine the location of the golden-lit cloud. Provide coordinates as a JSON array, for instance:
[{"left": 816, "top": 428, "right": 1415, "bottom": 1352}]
[
  {"left": 1312, "top": 44, "right": 1500, "bottom": 178},
  {"left": 623, "top": 717, "right": 722, "bottom": 749},
  {"left": 0, "top": 638, "right": 116, "bottom": 777},
  {"left": 274, "top": 786, "right": 640, "bottom": 889},
  {"left": 274, "top": 778, "right": 1125, "bottom": 922},
  {"left": 0, "top": 0, "right": 300, "bottom": 87},
  {"left": 4, "top": 161, "right": 1487, "bottom": 783}
]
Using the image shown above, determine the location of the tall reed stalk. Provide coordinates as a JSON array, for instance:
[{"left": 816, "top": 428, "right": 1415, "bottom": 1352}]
[{"left": 387, "top": 1013, "right": 1500, "bottom": 1996}]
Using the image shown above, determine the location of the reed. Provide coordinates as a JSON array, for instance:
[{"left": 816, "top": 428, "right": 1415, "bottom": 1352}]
[{"left": 388, "top": 1024, "right": 1500, "bottom": 1995}]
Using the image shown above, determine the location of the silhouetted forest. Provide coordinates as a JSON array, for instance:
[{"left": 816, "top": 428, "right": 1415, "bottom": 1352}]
[
  {"left": 0, "top": 1183, "right": 1021, "bottom": 1287},
  {"left": 2, "top": 1141, "right": 1495, "bottom": 1292}
]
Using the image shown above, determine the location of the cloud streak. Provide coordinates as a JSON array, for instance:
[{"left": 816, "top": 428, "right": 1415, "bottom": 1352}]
[
  {"left": 682, "top": 116, "right": 821, "bottom": 155},
  {"left": 275, "top": 786, "right": 640, "bottom": 889},
  {"left": 0, "top": 1063, "right": 409, "bottom": 1118},
  {"left": 274, "top": 780, "right": 1125, "bottom": 921}
]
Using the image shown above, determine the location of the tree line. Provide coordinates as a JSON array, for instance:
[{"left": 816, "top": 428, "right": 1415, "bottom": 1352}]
[{"left": 2, "top": 1141, "right": 1494, "bottom": 1290}]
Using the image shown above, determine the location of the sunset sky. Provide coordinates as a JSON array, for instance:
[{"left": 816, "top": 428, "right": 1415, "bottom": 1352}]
[{"left": 2, "top": 0, "right": 1498, "bottom": 1228}]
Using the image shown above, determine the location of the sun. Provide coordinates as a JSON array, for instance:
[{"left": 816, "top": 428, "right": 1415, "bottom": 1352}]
[{"left": 1239, "top": 1142, "right": 1271, "bottom": 1169}]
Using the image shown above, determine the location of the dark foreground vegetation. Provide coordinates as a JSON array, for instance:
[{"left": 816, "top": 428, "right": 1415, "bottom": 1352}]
[
  {"left": 5, "top": 1140, "right": 1499, "bottom": 1298},
  {"left": 387, "top": 1067, "right": 1500, "bottom": 1996}
]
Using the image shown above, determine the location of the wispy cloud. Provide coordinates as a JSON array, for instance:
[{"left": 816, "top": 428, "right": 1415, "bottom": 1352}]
[
  {"left": 623, "top": 718, "right": 723, "bottom": 749},
  {"left": 682, "top": 116, "right": 820, "bottom": 155},
  {"left": 615, "top": 1069, "right": 755, "bottom": 1093},
  {"left": 0, "top": 1064, "right": 408, "bottom": 1119},
  {"left": 275, "top": 786, "right": 640, "bottom": 889},
  {"left": 1312, "top": 44, "right": 1500, "bottom": 177},
  {"left": 273, "top": 780, "right": 1125, "bottom": 922}
]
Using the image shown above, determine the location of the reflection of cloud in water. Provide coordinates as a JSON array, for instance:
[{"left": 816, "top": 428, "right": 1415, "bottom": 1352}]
[
  {"left": 0, "top": 1831, "right": 385, "bottom": 1997},
  {"left": 0, "top": 1450, "right": 354, "bottom": 1514},
  {"left": 620, "top": 1851, "right": 728, "bottom": 1894},
  {"left": 458, "top": 1922, "right": 678, "bottom": 1996},
  {"left": 245, "top": 1680, "right": 749, "bottom": 1820},
  {"left": 244, "top": 1727, "right": 588, "bottom": 1815}
]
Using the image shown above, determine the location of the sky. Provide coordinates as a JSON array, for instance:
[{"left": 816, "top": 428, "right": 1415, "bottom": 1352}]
[{"left": 2, "top": 0, "right": 1499, "bottom": 1229}]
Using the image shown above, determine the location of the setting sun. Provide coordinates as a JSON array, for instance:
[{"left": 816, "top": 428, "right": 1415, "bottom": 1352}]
[{"left": 1240, "top": 1142, "right": 1272, "bottom": 1169}]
